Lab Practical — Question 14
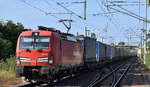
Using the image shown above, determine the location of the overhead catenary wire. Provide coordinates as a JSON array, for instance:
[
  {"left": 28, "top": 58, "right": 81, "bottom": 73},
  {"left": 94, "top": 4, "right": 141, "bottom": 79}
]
[
  {"left": 108, "top": 6, "right": 150, "bottom": 23},
  {"left": 95, "top": 0, "right": 120, "bottom": 43},
  {"left": 44, "top": 0, "right": 74, "bottom": 33},
  {"left": 106, "top": 0, "right": 150, "bottom": 23},
  {"left": 20, "top": 0, "right": 47, "bottom": 14},
  {"left": 55, "top": 1, "right": 85, "bottom": 4},
  {"left": 110, "top": 1, "right": 142, "bottom": 44},
  {"left": 44, "top": 0, "right": 88, "bottom": 33},
  {"left": 20, "top": 0, "right": 63, "bottom": 20},
  {"left": 96, "top": 0, "right": 123, "bottom": 34},
  {"left": 138, "top": 0, "right": 141, "bottom": 27},
  {"left": 107, "top": 3, "right": 145, "bottom": 6},
  {"left": 100, "top": 0, "right": 146, "bottom": 45},
  {"left": 117, "top": 6, "right": 148, "bottom": 22},
  {"left": 50, "top": 0, "right": 85, "bottom": 20},
  {"left": 44, "top": 0, "right": 72, "bottom": 15},
  {"left": 96, "top": 0, "right": 121, "bottom": 31},
  {"left": 107, "top": 1, "right": 145, "bottom": 5},
  {"left": 20, "top": 0, "right": 76, "bottom": 25},
  {"left": 20, "top": 0, "right": 76, "bottom": 33},
  {"left": 45, "top": 0, "right": 90, "bottom": 33},
  {"left": 44, "top": 0, "right": 52, "bottom": 9}
]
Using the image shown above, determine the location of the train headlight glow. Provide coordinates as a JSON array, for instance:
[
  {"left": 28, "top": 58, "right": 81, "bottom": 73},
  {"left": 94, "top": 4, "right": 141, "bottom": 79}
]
[
  {"left": 37, "top": 57, "right": 48, "bottom": 62},
  {"left": 16, "top": 57, "right": 21, "bottom": 64},
  {"left": 37, "top": 57, "right": 53, "bottom": 64},
  {"left": 48, "top": 56, "right": 53, "bottom": 64},
  {"left": 16, "top": 60, "right": 21, "bottom": 64},
  {"left": 20, "top": 57, "right": 30, "bottom": 62}
]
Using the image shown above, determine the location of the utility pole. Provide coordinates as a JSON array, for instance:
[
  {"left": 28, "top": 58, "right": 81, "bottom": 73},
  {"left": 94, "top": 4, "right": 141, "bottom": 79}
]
[
  {"left": 140, "top": 29, "right": 143, "bottom": 59},
  {"left": 84, "top": 0, "right": 87, "bottom": 36},
  {"left": 143, "top": 0, "right": 148, "bottom": 64},
  {"left": 143, "top": 30, "right": 147, "bottom": 64},
  {"left": 84, "top": 0, "right": 87, "bottom": 20},
  {"left": 102, "top": 37, "right": 104, "bottom": 42},
  {"left": 85, "top": 27, "right": 88, "bottom": 36}
]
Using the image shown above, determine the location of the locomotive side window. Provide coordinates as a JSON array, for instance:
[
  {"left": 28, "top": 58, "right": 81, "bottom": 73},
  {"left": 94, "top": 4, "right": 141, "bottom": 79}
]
[{"left": 20, "top": 36, "right": 50, "bottom": 49}]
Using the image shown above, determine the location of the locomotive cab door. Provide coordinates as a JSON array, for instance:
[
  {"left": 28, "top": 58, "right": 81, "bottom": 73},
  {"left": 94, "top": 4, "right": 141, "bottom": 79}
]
[{"left": 52, "top": 34, "right": 62, "bottom": 65}]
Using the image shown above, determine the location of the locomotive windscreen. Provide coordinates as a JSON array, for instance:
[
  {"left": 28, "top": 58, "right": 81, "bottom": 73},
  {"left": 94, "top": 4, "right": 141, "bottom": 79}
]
[{"left": 20, "top": 36, "right": 50, "bottom": 49}]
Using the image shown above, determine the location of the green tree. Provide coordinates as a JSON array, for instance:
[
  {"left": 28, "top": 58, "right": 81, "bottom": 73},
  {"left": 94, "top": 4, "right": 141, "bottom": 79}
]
[
  {"left": 0, "top": 20, "right": 24, "bottom": 59},
  {"left": 147, "top": 41, "right": 150, "bottom": 51},
  {"left": 0, "top": 38, "right": 12, "bottom": 59}
]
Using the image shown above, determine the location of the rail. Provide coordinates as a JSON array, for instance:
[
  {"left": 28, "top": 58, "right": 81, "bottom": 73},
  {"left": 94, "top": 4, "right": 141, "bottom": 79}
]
[{"left": 88, "top": 60, "right": 133, "bottom": 87}]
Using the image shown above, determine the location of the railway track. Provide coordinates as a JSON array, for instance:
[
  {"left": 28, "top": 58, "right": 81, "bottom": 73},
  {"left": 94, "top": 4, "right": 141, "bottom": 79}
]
[
  {"left": 18, "top": 81, "right": 50, "bottom": 87},
  {"left": 18, "top": 72, "right": 82, "bottom": 87},
  {"left": 53, "top": 58, "right": 134, "bottom": 87},
  {"left": 16, "top": 58, "right": 135, "bottom": 87},
  {"left": 88, "top": 59, "right": 133, "bottom": 87}
]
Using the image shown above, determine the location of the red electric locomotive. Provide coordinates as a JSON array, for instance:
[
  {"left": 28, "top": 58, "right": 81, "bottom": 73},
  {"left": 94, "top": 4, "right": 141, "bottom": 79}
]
[{"left": 16, "top": 26, "right": 83, "bottom": 81}]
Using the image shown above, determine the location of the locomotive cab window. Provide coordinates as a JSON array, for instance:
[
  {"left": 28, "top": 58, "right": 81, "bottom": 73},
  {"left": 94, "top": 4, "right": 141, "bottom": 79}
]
[
  {"left": 20, "top": 36, "right": 33, "bottom": 49},
  {"left": 20, "top": 36, "right": 50, "bottom": 49}
]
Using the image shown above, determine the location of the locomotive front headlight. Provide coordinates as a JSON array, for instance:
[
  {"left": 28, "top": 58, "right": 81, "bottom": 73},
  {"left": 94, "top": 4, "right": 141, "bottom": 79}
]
[
  {"left": 48, "top": 56, "right": 53, "bottom": 64},
  {"left": 16, "top": 57, "right": 21, "bottom": 64},
  {"left": 37, "top": 57, "right": 48, "bottom": 62}
]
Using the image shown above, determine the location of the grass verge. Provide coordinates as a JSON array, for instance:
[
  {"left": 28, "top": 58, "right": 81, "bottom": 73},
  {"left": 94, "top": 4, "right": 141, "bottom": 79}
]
[
  {"left": 0, "top": 57, "right": 21, "bottom": 87},
  {"left": 145, "top": 54, "right": 150, "bottom": 68}
]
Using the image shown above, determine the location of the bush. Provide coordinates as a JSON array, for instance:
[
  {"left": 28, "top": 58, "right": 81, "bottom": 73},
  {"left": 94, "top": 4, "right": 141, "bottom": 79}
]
[
  {"left": 0, "top": 57, "right": 15, "bottom": 71},
  {"left": 0, "top": 57, "right": 16, "bottom": 81},
  {"left": 0, "top": 57, "right": 22, "bottom": 87},
  {"left": 0, "top": 38, "right": 12, "bottom": 59},
  {"left": 0, "top": 20, "right": 24, "bottom": 59}
]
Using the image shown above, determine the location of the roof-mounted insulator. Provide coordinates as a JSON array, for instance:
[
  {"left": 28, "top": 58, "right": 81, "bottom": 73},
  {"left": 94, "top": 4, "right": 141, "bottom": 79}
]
[
  {"left": 61, "top": 32, "right": 74, "bottom": 36},
  {"left": 38, "top": 26, "right": 61, "bottom": 33},
  {"left": 23, "top": 29, "right": 32, "bottom": 31},
  {"left": 38, "top": 26, "right": 55, "bottom": 31}
]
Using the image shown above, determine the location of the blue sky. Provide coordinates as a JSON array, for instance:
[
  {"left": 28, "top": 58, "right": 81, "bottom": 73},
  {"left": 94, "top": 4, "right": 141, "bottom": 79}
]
[{"left": 0, "top": 0, "right": 149, "bottom": 45}]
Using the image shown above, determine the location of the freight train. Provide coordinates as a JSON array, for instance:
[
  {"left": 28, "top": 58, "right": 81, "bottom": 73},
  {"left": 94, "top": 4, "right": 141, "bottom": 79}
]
[{"left": 16, "top": 26, "right": 137, "bottom": 81}]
